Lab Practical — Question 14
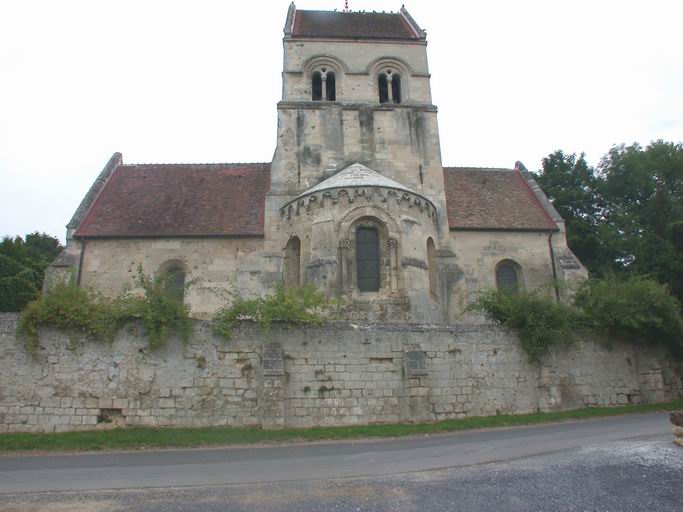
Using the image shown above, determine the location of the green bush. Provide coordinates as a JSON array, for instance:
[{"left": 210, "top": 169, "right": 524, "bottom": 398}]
[
  {"left": 17, "top": 283, "right": 132, "bottom": 354},
  {"left": 0, "top": 273, "right": 39, "bottom": 312},
  {"left": 575, "top": 276, "right": 683, "bottom": 357},
  {"left": 472, "top": 276, "right": 683, "bottom": 362},
  {"left": 128, "top": 270, "right": 192, "bottom": 348},
  {"left": 16, "top": 269, "right": 193, "bottom": 353},
  {"left": 469, "top": 288, "right": 580, "bottom": 363},
  {"left": 213, "top": 284, "right": 336, "bottom": 339}
]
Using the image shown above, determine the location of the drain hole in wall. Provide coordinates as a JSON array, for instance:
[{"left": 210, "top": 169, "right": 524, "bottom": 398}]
[{"left": 97, "top": 408, "right": 124, "bottom": 425}]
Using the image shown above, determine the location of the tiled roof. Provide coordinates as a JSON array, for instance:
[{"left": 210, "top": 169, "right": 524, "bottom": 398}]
[
  {"left": 75, "top": 163, "right": 270, "bottom": 237},
  {"left": 299, "top": 163, "right": 418, "bottom": 197},
  {"left": 443, "top": 167, "right": 558, "bottom": 231},
  {"left": 291, "top": 10, "right": 419, "bottom": 40}
]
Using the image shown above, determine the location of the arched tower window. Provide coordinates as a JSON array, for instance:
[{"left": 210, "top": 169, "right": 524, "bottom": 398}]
[
  {"left": 496, "top": 262, "right": 519, "bottom": 294},
  {"left": 391, "top": 73, "right": 402, "bottom": 104},
  {"left": 284, "top": 236, "right": 301, "bottom": 286},
  {"left": 378, "top": 73, "right": 389, "bottom": 103},
  {"left": 326, "top": 71, "right": 336, "bottom": 101},
  {"left": 356, "top": 227, "right": 380, "bottom": 292},
  {"left": 312, "top": 68, "right": 336, "bottom": 101},
  {"left": 427, "top": 237, "right": 438, "bottom": 299},
  {"left": 312, "top": 71, "right": 322, "bottom": 101},
  {"left": 162, "top": 264, "right": 186, "bottom": 302},
  {"left": 378, "top": 69, "right": 401, "bottom": 104}
]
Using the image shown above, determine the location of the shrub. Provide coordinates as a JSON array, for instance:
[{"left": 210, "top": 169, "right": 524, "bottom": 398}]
[
  {"left": 469, "top": 288, "right": 580, "bottom": 363},
  {"left": 574, "top": 276, "right": 683, "bottom": 357},
  {"left": 16, "top": 269, "right": 193, "bottom": 353},
  {"left": 213, "top": 284, "right": 336, "bottom": 339},
  {"left": 17, "top": 283, "right": 132, "bottom": 354},
  {"left": 128, "top": 269, "right": 192, "bottom": 348}
]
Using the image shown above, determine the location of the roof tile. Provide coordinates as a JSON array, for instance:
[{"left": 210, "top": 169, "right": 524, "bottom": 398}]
[
  {"left": 75, "top": 163, "right": 270, "bottom": 237},
  {"left": 443, "top": 167, "right": 558, "bottom": 231}
]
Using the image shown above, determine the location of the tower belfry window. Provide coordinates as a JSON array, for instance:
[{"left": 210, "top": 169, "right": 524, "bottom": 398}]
[
  {"left": 312, "top": 71, "right": 322, "bottom": 101},
  {"left": 312, "top": 68, "right": 335, "bottom": 101},
  {"left": 378, "top": 69, "right": 401, "bottom": 104},
  {"left": 378, "top": 73, "right": 389, "bottom": 103}
]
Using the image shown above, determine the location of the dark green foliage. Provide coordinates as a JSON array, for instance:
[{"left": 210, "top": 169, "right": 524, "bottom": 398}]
[
  {"left": 536, "top": 140, "right": 683, "bottom": 307},
  {"left": 128, "top": 269, "right": 192, "bottom": 348},
  {"left": 213, "top": 284, "right": 336, "bottom": 339},
  {"left": 469, "top": 288, "right": 580, "bottom": 363},
  {"left": 17, "top": 283, "right": 132, "bottom": 354},
  {"left": 16, "top": 269, "right": 192, "bottom": 353},
  {"left": 575, "top": 276, "right": 683, "bottom": 357},
  {"left": 0, "top": 233, "right": 63, "bottom": 312},
  {"left": 472, "top": 276, "right": 683, "bottom": 361}
]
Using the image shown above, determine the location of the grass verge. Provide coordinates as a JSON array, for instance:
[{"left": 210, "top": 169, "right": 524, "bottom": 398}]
[{"left": 1, "top": 399, "right": 681, "bottom": 453}]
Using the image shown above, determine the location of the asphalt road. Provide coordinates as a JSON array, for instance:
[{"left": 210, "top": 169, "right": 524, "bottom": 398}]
[{"left": 0, "top": 412, "right": 681, "bottom": 511}]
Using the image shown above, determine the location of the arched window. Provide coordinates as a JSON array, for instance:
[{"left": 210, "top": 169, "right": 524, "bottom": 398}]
[
  {"left": 312, "top": 68, "right": 336, "bottom": 101},
  {"left": 427, "top": 237, "right": 438, "bottom": 299},
  {"left": 356, "top": 227, "right": 380, "bottom": 292},
  {"left": 284, "top": 236, "right": 301, "bottom": 287},
  {"left": 312, "top": 71, "right": 322, "bottom": 101},
  {"left": 391, "top": 73, "right": 402, "bottom": 104},
  {"left": 326, "top": 71, "right": 336, "bottom": 101},
  {"left": 378, "top": 73, "right": 389, "bottom": 103},
  {"left": 496, "top": 262, "right": 519, "bottom": 294},
  {"left": 162, "top": 265, "right": 185, "bottom": 302}
]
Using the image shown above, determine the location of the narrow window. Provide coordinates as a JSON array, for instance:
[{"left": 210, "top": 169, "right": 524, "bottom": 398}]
[
  {"left": 163, "top": 266, "right": 185, "bottom": 302},
  {"left": 427, "top": 237, "right": 438, "bottom": 299},
  {"left": 312, "top": 71, "right": 322, "bottom": 101},
  {"left": 326, "top": 71, "right": 336, "bottom": 101},
  {"left": 378, "top": 73, "right": 389, "bottom": 103},
  {"left": 356, "top": 227, "right": 380, "bottom": 292},
  {"left": 496, "top": 263, "right": 519, "bottom": 294},
  {"left": 391, "top": 73, "right": 402, "bottom": 104},
  {"left": 284, "top": 237, "right": 301, "bottom": 287}
]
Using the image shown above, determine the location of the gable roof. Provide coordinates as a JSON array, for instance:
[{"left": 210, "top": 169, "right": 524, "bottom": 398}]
[
  {"left": 74, "top": 162, "right": 270, "bottom": 238},
  {"left": 290, "top": 9, "right": 422, "bottom": 40},
  {"left": 443, "top": 167, "right": 558, "bottom": 231},
  {"left": 72, "top": 158, "right": 559, "bottom": 238}
]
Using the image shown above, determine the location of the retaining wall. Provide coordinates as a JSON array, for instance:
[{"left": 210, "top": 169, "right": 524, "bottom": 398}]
[{"left": 0, "top": 313, "right": 680, "bottom": 432}]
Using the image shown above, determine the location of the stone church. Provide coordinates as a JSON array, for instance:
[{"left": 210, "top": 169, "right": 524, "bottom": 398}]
[{"left": 48, "top": 4, "right": 586, "bottom": 323}]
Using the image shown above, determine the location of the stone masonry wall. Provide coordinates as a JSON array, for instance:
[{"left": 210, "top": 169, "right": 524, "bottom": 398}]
[{"left": 0, "top": 313, "right": 680, "bottom": 433}]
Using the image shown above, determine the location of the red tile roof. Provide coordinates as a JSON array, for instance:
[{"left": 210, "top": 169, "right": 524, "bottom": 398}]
[
  {"left": 443, "top": 167, "right": 558, "bottom": 231},
  {"left": 292, "top": 10, "right": 419, "bottom": 40},
  {"left": 74, "top": 162, "right": 557, "bottom": 237},
  {"left": 75, "top": 163, "right": 270, "bottom": 237}
]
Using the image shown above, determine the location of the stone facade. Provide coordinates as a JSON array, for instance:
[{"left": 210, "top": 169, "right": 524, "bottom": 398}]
[
  {"left": 45, "top": 5, "right": 587, "bottom": 325},
  {"left": 2, "top": 313, "right": 680, "bottom": 433}
]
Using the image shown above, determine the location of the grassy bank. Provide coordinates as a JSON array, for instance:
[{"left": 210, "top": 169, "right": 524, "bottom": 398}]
[{"left": 1, "top": 399, "right": 681, "bottom": 453}]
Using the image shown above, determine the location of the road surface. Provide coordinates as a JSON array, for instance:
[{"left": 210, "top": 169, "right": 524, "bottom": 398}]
[{"left": 0, "top": 412, "right": 680, "bottom": 511}]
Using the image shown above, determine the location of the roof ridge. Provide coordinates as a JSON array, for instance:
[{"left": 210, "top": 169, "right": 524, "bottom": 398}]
[
  {"left": 444, "top": 166, "right": 514, "bottom": 172},
  {"left": 122, "top": 162, "right": 270, "bottom": 167}
]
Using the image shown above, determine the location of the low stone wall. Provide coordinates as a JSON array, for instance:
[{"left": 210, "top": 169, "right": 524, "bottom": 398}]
[{"left": 0, "top": 313, "right": 681, "bottom": 433}]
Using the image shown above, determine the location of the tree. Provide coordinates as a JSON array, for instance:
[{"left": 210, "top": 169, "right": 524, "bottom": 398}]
[
  {"left": 535, "top": 151, "right": 616, "bottom": 275},
  {"left": 0, "top": 233, "right": 62, "bottom": 312}
]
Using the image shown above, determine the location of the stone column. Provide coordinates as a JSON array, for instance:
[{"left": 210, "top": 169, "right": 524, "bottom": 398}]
[
  {"left": 389, "top": 238, "right": 399, "bottom": 290},
  {"left": 338, "top": 238, "right": 349, "bottom": 293},
  {"left": 386, "top": 73, "right": 394, "bottom": 103},
  {"left": 321, "top": 73, "right": 327, "bottom": 101}
]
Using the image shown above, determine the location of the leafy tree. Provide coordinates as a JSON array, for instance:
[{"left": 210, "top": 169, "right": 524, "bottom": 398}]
[
  {"left": 535, "top": 151, "right": 616, "bottom": 274},
  {"left": 0, "top": 233, "right": 62, "bottom": 312}
]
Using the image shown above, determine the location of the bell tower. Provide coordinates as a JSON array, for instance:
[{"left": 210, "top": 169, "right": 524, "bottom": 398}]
[{"left": 268, "top": 3, "right": 447, "bottom": 220}]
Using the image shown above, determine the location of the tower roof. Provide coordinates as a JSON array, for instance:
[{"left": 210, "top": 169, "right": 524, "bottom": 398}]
[
  {"left": 286, "top": 5, "right": 425, "bottom": 40},
  {"left": 298, "top": 163, "right": 419, "bottom": 198}
]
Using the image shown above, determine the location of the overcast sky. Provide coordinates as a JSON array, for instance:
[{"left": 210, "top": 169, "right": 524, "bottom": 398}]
[{"left": 1, "top": 0, "right": 682, "bottom": 243}]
